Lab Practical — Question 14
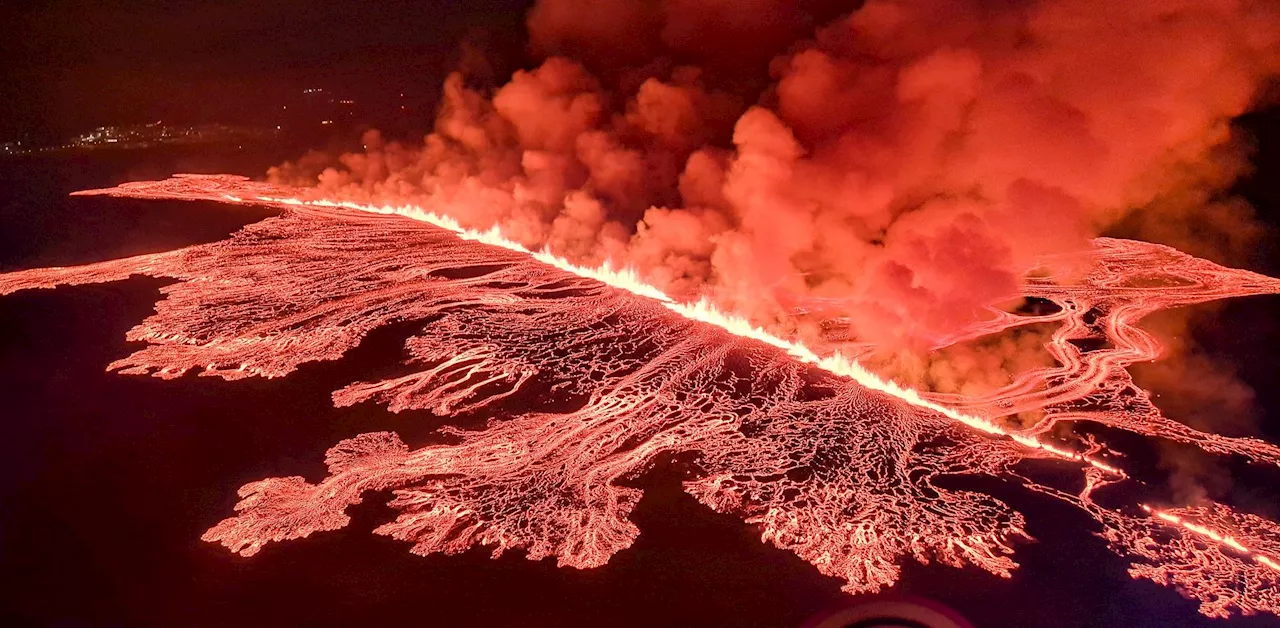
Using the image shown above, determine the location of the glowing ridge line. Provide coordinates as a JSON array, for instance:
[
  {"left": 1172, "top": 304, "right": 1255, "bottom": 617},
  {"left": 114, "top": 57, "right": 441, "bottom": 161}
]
[
  {"left": 264, "top": 194, "right": 1120, "bottom": 475},
  {"left": 1142, "top": 504, "right": 1280, "bottom": 573}
]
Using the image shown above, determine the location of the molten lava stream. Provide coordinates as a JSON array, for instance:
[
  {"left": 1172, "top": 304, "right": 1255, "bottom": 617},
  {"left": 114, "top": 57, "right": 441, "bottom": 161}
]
[
  {"left": 289, "top": 192, "right": 1127, "bottom": 472},
  {"left": 2, "top": 173, "right": 1280, "bottom": 618}
]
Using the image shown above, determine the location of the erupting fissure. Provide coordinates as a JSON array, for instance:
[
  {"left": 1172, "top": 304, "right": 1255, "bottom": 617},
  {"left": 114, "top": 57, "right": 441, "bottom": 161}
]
[
  {"left": 1141, "top": 505, "right": 1280, "bottom": 573},
  {"left": 288, "top": 191, "right": 1124, "bottom": 475},
  {"left": 5, "top": 174, "right": 1280, "bottom": 619}
]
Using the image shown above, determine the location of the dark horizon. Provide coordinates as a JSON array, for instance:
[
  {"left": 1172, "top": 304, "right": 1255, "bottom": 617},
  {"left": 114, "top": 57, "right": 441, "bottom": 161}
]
[{"left": 0, "top": 0, "right": 534, "bottom": 141}]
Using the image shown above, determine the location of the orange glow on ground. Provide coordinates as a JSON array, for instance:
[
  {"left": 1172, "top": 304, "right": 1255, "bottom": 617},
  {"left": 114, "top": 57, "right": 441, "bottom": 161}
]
[{"left": 3, "top": 174, "right": 1279, "bottom": 619}]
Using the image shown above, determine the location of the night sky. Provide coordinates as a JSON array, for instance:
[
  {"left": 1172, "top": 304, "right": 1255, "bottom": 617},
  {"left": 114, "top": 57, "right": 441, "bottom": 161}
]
[{"left": 0, "top": 0, "right": 532, "bottom": 140}]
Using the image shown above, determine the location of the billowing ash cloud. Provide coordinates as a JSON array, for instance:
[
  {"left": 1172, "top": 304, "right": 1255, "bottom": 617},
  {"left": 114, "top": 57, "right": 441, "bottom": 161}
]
[{"left": 270, "top": 0, "right": 1280, "bottom": 349}]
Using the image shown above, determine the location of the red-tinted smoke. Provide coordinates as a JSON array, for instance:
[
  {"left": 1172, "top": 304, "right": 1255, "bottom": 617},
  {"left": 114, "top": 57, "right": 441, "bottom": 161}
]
[{"left": 269, "top": 0, "right": 1280, "bottom": 350}]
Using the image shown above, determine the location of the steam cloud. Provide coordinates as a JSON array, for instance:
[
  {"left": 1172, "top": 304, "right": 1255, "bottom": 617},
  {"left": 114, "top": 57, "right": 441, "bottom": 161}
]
[{"left": 270, "top": 0, "right": 1280, "bottom": 355}]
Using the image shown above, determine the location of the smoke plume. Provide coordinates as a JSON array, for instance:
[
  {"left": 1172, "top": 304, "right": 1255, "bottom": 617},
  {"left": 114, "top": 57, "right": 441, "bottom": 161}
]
[{"left": 270, "top": 0, "right": 1280, "bottom": 354}]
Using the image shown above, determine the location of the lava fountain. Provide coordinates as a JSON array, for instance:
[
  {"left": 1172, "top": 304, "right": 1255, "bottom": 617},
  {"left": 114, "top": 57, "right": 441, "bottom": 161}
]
[{"left": 4, "top": 173, "right": 1280, "bottom": 619}]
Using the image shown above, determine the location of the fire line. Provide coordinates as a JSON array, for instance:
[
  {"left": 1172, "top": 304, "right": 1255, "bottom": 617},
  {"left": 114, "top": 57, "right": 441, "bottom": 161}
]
[{"left": 272, "top": 194, "right": 1124, "bottom": 475}]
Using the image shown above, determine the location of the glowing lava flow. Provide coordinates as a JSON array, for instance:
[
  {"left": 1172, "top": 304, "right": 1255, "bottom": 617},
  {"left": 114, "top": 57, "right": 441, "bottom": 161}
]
[
  {"left": 1142, "top": 505, "right": 1280, "bottom": 573},
  {"left": 285, "top": 192, "right": 1119, "bottom": 473},
  {"left": 1098, "top": 504, "right": 1280, "bottom": 618},
  {"left": 4, "top": 174, "right": 1280, "bottom": 619}
]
